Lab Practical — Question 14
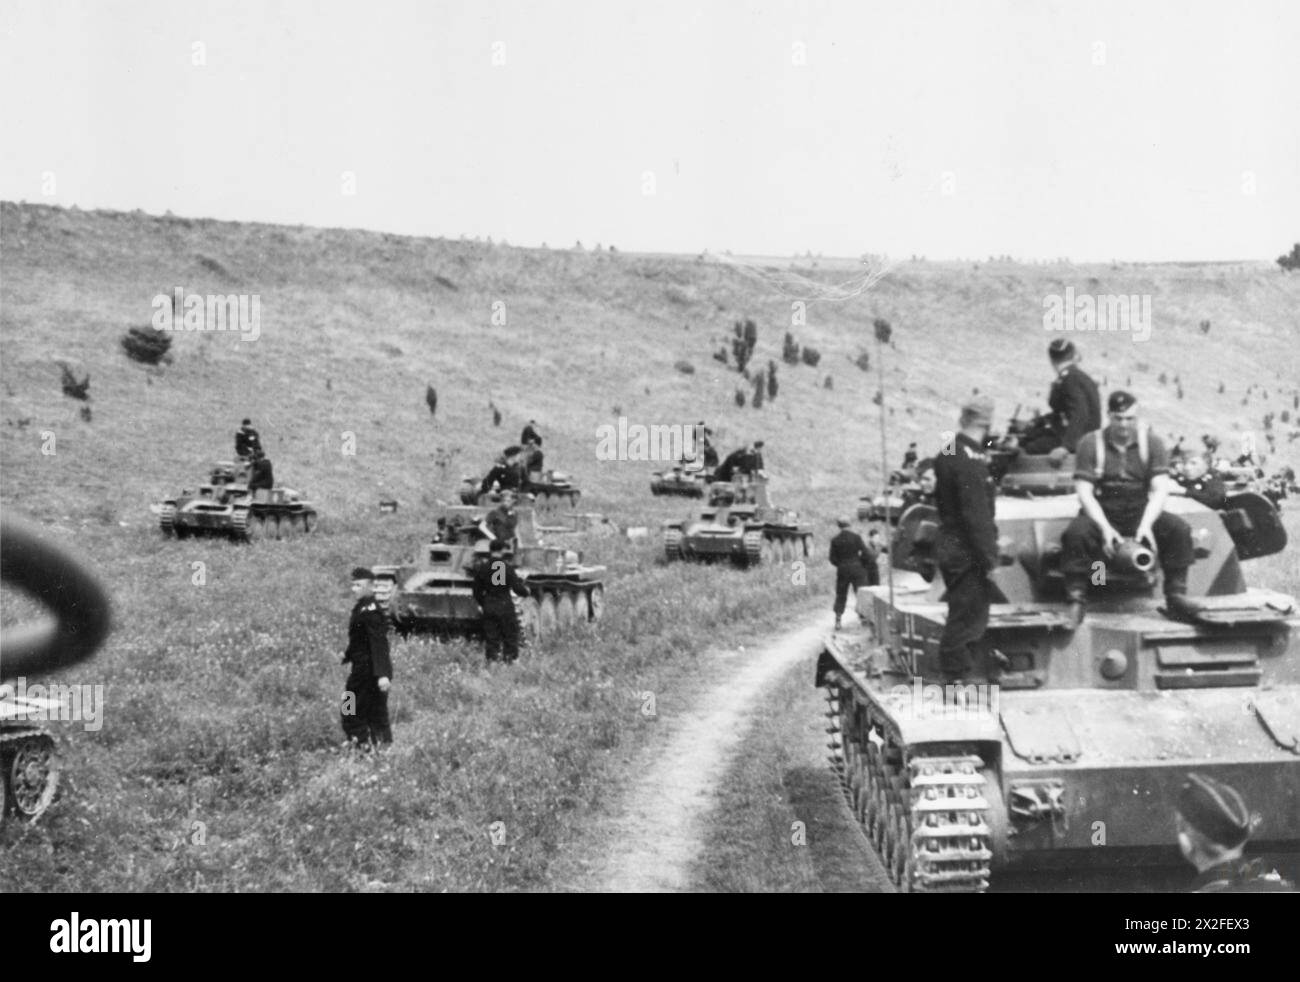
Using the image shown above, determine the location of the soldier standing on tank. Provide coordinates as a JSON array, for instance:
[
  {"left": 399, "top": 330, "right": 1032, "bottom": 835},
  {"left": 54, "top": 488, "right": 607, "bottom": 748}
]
[
  {"left": 480, "top": 447, "right": 524, "bottom": 496},
  {"left": 248, "top": 448, "right": 274, "bottom": 501},
  {"left": 235, "top": 418, "right": 262, "bottom": 460},
  {"left": 521, "top": 420, "right": 542, "bottom": 448},
  {"left": 829, "top": 517, "right": 878, "bottom": 630},
  {"left": 472, "top": 540, "right": 531, "bottom": 663},
  {"left": 1045, "top": 339, "right": 1101, "bottom": 454},
  {"left": 1061, "top": 391, "right": 1195, "bottom": 629},
  {"left": 486, "top": 492, "right": 519, "bottom": 546},
  {"left": 900, "top": 458, "right": 937, "bottom": 511},
  {"left": 1176, "top": 773, "right": 1295, "bottom": 892},
  {"left": 340, "top": 567, "right": 393, "bottom": 747},
  {"left": 901, "top": 442, "right": 919, "bottom": 471},
  {"left": 932, "top": 396, "right": 1000, "bottom": 684}
]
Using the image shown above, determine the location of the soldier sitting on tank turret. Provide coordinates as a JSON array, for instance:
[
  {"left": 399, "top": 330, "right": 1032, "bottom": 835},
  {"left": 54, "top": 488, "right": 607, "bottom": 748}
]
[
  {"left": 1060, "top": 391, "right": 1195, "bottom": 629},
  {"left": 1176, "top": 773, "right": 1295, "bottom": 893},
  {"left": 1171, "top": 454, "right": 1228, "bottom": 510},
  {"left": 900, "top": 459, "right": 936, "bottom": 511},
  {"left": 480, "top": 447, "right": 524, "bottom": 496}
]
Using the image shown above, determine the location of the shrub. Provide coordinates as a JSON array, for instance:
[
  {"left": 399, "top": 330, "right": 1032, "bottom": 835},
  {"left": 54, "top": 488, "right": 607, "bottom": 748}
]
[
  {"left": 734, "top": 387, "right": 746, "bottom": 408},
  {"left": 801, "top": 346, "right": 821, "bottom": 367},
  {"left": 766, "top": 361, "right": 778, "bottom": 401},
  {"left": 674, "top": 359, "right": 695, "bottom": 375},
  {"left": 823, "top": 375, "right": 833, "bottom": 390},
  {"left": 854, "top": 351, "right": 871, "bottom": 372},
  {"left": 782, "top": 332, "right": 800, "bottom": 365},
  {"left": 752, "top": 374, "right": 765, "bottom": 409},
  {"left": 121, "top": 326, "right": 172, "bottom": 365}
]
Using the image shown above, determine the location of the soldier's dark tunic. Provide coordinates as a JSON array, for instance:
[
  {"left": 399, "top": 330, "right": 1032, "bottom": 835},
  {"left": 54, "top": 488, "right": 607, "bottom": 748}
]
[
  {"left": 235, "top": 426, "right": 261, "bottom": 459},
  {"left": 486, "top": 505, "right": 518, "bottom": 543},
  {"left": 248, "top": 457, "right": 274, "bottom": 493},
  {"left": 1178, "top": 474, "right": 1228, "bottom": 510},
  {"left": 472, "top": 555, "right": 530, "bottom": 662},
  {"left": 521, "top": 424, "right": 542, "bottom": 447},
  {"left": 1048, "top": 364, "right": 1102, "bottom": 452},
  {"left": 932, "top": 433, "right": 999, "bottom": 680},
  {"left": 715, "top": 448, "right": 762, "bottom": 483},
  {"left": 1061, "top": 427, "right": 1193, "bottom": 582},
  {"left": 1192, "top": 857, "right": 1295, "bottom": 893},
  {"left": 829, "top": 529, "right": 879, "bottom": 617},
  {"left": 480, "top": 461, "right": 522, "bottom": 495},
  {"left": 341, "top": 596, "right": 393, "bottom": 745}
]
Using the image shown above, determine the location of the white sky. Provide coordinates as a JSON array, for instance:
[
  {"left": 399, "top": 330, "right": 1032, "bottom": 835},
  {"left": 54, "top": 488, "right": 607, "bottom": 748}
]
[{"left": 1, "top": 0, "right": 1297, "bottom": 260}]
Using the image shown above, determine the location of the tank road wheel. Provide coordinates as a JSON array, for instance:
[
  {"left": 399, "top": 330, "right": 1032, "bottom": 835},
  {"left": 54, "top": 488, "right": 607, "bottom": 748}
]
[
  {"left": 586, "top": 584, "right": 605, "bottom": 622},
  {"left": 742, "top": 531, "right": 764, "bottom": 566},
  {"left": 556, "top": 593, "right": 578, "bottom": 631},
  {"left": 159, "top": 504, "right": 177, "bottom": 537},
  {"left": 230, "top": 509, "right": 250, "bottom": 542},
  {"left": 760, "top": 536, "right": 778, "bottom": 565},
  {"left": 302, "top": 511, "right": 315, "bottom": 533},
  {"left": 7, "top": 734, "right": 60, "bottom": 822},
  {"left": 538, "top": 594, "right": 559, "bottom": 637},
  {"left": 664, "top": 529, "right": 683, "bottom": 562}
]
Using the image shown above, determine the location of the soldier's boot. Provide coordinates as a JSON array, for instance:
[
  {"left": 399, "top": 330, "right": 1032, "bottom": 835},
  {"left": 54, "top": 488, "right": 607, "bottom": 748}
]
[
  {"left": 1163, "top": 568, "right": 1198, "bottom": 620},
  {"left": 1064, "top": 578, "right": 1088, "bottom": 631}
]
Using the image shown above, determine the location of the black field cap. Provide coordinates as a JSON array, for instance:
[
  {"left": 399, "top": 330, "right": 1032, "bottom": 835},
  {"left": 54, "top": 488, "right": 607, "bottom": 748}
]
[
  {"left": 350, "top": 566, "right": 373, "bottom": 581},
  {"left": 1048, "top": 338, "right": 1076, "bottom": 359},
  {"left": 1108, "top": 390, "right": 1137, "bottom": 413},
  {"left": 504, "top": 444, "right": 522, "bottom": 456},
  {"left": 1178, "top": 773, "right": 1251, "bottom": 848},
  {"left": 241, "top": 418, "right": 252, "bottom": 426}
]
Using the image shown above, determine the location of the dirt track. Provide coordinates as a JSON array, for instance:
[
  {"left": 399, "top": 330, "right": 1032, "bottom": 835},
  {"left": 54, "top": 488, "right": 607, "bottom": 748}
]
[{"left": 565, "top": 609, "right": 891, "bottom": 892}]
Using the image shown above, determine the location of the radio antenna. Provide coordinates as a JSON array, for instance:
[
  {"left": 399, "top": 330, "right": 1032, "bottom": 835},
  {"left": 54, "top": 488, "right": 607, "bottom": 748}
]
[{"left": 873, "top": 318, "right": 896, "bottom": 646}]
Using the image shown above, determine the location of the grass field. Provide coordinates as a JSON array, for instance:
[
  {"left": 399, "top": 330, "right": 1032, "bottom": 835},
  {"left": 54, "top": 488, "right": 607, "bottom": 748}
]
[{"left": 2, "top": 200, "right": 1298, "bottom": 890}]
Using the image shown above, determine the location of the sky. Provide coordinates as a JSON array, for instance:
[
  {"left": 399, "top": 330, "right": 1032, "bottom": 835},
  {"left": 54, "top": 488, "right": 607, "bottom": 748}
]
[{"left": 1, "top": 0, "right": 1297, "bottom": 261}]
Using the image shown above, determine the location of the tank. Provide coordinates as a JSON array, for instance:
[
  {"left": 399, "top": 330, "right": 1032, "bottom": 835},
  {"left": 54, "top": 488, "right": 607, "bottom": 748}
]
[
  {"left": 458, "top": 470, "right": 581, "bottom": 510},
  {"left": 815, "top": 448, "right": 1300, "bottom": 891},
  {"left": 650, "top": 464, "right": 715, "bottom": 498},
  {"left": 857, "top": 467, "right": 923, "bottom": 523},
  {"left": 0, "top": 686, "right": 62, "bottom": 825},
  {"left": 663, "top": 479, "right": 812, "bottom": 566},
  {"left": 373, "top": 504, "right": 606, "bottom": 643},
  {"left": 155, "top": 460, "right": 318, "bottom": 540}
]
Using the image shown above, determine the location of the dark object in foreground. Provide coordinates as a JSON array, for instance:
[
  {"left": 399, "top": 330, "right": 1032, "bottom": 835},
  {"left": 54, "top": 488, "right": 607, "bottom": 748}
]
[{"left": 121, "top": 326, "right": 172, "bottom": 365}]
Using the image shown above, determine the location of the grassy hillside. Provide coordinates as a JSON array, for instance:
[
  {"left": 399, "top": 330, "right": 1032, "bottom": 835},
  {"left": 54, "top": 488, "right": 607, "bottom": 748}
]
[{"left": 2, "top": 201, "right": 1298, "bottom": 891}]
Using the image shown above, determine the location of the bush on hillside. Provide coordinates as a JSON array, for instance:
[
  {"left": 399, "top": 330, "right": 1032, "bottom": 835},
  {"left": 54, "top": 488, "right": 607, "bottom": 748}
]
[
  {"left": 801, "top": 346, "right": 821, "bottom": 367},
  {"left": 121, "top": 326, "right": 172, "bottom": 365}
]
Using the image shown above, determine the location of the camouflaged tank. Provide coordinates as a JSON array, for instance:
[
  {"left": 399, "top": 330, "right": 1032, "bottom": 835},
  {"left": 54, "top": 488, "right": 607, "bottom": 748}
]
[
  {"left": 372, "top": 505, "right": 605, "bottom": 643},
  {"left": 155, "top": 460, "right": 317, "bottom": 541},
  {"left": 662, "top": 479, "right": 812, "bottom": 566},
  {"left": 816, "top": 448, "right": 1300, "bottom": 892}
]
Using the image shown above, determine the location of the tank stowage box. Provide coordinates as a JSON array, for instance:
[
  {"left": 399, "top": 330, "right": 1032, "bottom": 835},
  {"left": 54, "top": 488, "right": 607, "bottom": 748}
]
[{"left": 817, "top": 450, "right": 1300, "bottom": 892}]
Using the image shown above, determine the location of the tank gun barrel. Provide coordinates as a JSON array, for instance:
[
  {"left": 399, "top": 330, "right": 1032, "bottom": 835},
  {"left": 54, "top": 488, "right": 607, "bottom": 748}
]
[{"left": 1110, "top": 538, "right": 1155, "bottom": 575}]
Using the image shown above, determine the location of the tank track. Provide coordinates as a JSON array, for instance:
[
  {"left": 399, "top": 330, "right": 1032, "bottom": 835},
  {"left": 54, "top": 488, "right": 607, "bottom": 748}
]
[
  {"left": 664, "top": 528, "right": 683, "bottom": 561},
  {"left": 742, "top": 530, "right": 763, "bottom": 566},
  {"left": 230, "top": 508, "right": 250, "bottom": 541},
  {"left": 159, "top": 503, "right": 176, "bottom": 536},
  {"left": 824, "top": 682, "right": 993, "bottom": 892},
  {"left": 0, "top": 728, "right": 60, "bottom": 823}
]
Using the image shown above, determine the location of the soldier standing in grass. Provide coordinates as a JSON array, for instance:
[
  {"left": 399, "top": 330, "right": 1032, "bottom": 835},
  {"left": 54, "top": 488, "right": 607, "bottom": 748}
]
[
  {"left": 472, "top": 540, "right": 531, "bottom": 663},
  {"left": 340, "top": 567, "right": 393, "bottom": 747}
]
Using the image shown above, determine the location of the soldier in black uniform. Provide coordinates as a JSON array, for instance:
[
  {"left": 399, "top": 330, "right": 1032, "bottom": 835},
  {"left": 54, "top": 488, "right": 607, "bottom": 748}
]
[
  {"left": 248, "top": 449, "right": 274, "bottom": 500},
  {"left": 715, "top": 441, "right": 765, "bottom": 483},
  {"left": 901, "top": 442, "right": 918, "bottom": 470},
  {"left": 1176, "top": 773, "right": 1295, "bottom": 892},
  {"left": 1172, "top": 455, "right": 1227, "bottom": 509},
  {"left": 520, "top": 420, "right": 542, "bottom": 447},
  {"left": 829, "top": 517, "right": 879, "bottom": 630},
  {"left": 1045, "top": 339, "right": 1101, "bottom": 454},
  {"left": 932, "top": 396, "right": 1000, "bottom": 683},
  {"left": 235, "top": 418, "right": 262, "bottom": 459},
  {"left": 1061, "top": 391, "right": 1195, "bottom": 628},
  {"left": 698, "top": 423, "right": 719, "bottom": 469},
  {"left": 471, "top": 539, "right": 531, "bottom": 663},
  {"left": 340, "top": 567, "right": 393, "bottom": 747},
  {"left": 486, "top": 493, "right": 519, "bottom": 545},
  {"left": 900, "top": 458, "right": 936, "bottom": 511},
  {"left": 480, "top": 447, "right": 524, "bottom": 496}
]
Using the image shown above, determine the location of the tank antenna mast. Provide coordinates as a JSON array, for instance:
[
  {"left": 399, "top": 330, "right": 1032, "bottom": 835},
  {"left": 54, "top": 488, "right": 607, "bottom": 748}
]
[{"left": 873, "top": 318, "right": 896, "bottom": 645}]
